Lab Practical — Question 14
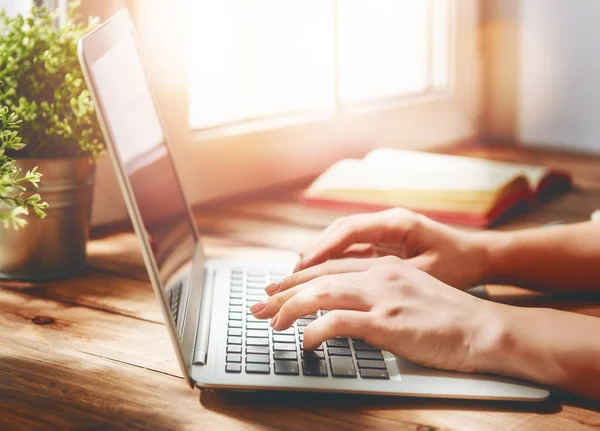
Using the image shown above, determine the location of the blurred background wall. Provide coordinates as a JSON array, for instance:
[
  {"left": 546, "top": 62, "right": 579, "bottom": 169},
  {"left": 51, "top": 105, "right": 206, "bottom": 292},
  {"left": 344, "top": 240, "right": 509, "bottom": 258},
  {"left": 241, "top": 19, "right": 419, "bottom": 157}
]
[{"left": 482, "top": 0, "right": 600, "bottom": 154}]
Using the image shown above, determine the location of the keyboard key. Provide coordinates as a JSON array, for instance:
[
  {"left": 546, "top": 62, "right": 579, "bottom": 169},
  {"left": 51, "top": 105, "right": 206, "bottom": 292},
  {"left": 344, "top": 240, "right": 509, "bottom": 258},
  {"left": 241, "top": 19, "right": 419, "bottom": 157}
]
[
  {"left": 353, "top": 341, "right": 379, "bottom": 351},
  {"left": 228, "top": 328, "right": 242, "bottom": 337},
  {"left": 230, "top": 292, "right": 243, "bottom": 299},
  {"left": 273, "top": 334, "right": 296, "bottom": 343},
  {"left": 273, "top": 327, "right": 295, "bottom": 335},
  {"left": 302, "top": 359, "right": 328, "bottom": 377},
  {"left": 274, "top": 351, "right": 298, "bottom": 360},
  {"left": 301, "top": 344, "right": 323, "bottom": 352},
  {"left": 229, "top": 298, "right": 243, "bottom": 306},
  {"left": 246, "top": 315, "right": 264, "bottom": 322},
  {"left": 273, "top": 343, "right": 296, "bottom": 351},
  {"left": 246, "top": 338, "right": 269, "bottom": 346},
  {"left": 355, "top": 351, "right": 384, "bottom": 361},
  {"left": 297, "top": 318, "right": 315, "bottom": 327},
  {"left": 246, "top": 330, "right": 269, "bottom": 338},
  {"left": 360, "top": 369, "right": 389, "bottom": 380},
  {"left": 227, "top": 345, "right": 242, "bottom": 354},
  {"left": 327, "top": 338, "right": 350, "bottom": 348},
  {"left": 230, "top": 285, "right": 243, "bottom": 293},
  {"left": 247, "top": 346, "right": 269, "bottom": 355},
  {"left": 301, "top": 350, "right": 325, "bottom": 359},
  {"left": 246, "top": 354, "right": 270, "bottom": 364},
  {"left": 297, "top": 326, "right": 305, "bottom": 334},
  {"left": 228, "top": 321, "right": 243, "bottom": 328},
  {"left": 247, "top": 322, "right": 269, "bottom": 330},
  {"left": 247, "top": 282, "right": 266, "bottom": 289},
  {"left": 229, "top": 306, "right": 243, "bottom": 313},
  {"left": 246, "top": 364, "right": 270, "bottom": 374},
  {"left": 226, "top": 354, "right": 242, "bottom": 363},
  {"left": 330, "top": 356, "right": 357, "bottom": 378},
  {"left": 328, "top": 347, "right": 352, "bottom": 357},
  {"left": 274, "top": 361, "right": 299, "bottom": 375},
  {"left": 229, "top": 313, "right": 243, "bottom": 321},
  {"left": 226, "top": 363, "right": 242, "bottom": 373},
  {"left": 227, "top": 336, "right": 242, "bottom": 345},
  {"left": 357, "top": 360, "right": 387, "bottom": 370}
]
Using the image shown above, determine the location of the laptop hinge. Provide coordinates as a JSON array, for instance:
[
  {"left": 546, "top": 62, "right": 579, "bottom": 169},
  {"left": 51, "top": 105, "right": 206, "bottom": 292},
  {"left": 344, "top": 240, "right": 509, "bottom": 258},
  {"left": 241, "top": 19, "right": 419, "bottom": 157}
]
[{"left": 192, "top": 267, "right": 215, "bottom": 365}]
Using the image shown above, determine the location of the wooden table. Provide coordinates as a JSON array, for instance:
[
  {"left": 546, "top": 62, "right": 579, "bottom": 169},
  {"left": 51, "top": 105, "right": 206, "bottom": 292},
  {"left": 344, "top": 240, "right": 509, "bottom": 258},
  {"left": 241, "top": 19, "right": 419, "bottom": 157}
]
[{"left": 2, "top": 145, "right": 600, "bottom": 430}]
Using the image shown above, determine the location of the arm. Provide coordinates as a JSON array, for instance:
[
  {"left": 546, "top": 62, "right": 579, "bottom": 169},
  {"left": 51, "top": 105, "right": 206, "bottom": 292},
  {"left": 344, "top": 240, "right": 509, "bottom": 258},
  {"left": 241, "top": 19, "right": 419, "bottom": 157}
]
[
  {"left": 477, "top": 222, "right": 600, "bottom": 292},
  {"left": 253, "top": 257, "right": 600, "bottom": 401},
  {"left": 476, "top": 302, "right": 600, "bottom": 401}
]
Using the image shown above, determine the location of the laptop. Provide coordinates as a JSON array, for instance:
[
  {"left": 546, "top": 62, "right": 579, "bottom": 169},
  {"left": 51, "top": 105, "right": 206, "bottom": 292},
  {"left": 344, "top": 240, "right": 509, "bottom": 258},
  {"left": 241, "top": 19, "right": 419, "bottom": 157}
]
[{"left": 78, "top": 10, "right": 549, "bottom": 401}]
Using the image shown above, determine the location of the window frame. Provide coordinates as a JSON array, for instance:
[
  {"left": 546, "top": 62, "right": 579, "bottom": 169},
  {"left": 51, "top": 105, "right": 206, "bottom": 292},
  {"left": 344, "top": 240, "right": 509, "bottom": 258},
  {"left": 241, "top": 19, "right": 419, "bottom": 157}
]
[{"left": 92, "top": 0, "right": 481, "bottom": 226}]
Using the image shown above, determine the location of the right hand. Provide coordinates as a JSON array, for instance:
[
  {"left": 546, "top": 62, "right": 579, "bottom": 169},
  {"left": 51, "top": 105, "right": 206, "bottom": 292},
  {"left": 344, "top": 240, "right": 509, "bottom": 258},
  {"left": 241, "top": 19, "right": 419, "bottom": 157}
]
[
  {"left": 294, "top": 208, "right": 490, "bottom": 290},
  {"left": 255, "top": 255, "right": 501, "bottom": 373}
]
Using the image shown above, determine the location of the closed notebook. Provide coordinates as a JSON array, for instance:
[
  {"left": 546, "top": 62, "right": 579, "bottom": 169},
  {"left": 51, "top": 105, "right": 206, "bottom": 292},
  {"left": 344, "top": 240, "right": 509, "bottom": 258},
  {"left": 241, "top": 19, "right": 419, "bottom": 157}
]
[{"left": 303, "top": 149, "right": 571, "bottom": 227}]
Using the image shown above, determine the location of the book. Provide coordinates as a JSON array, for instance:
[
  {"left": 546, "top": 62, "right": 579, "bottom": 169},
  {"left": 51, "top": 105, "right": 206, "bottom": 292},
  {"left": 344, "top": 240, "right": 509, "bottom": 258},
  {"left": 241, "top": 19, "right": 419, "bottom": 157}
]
[{"left": 302, "top": 148, "right": 571, "bottom": 227}]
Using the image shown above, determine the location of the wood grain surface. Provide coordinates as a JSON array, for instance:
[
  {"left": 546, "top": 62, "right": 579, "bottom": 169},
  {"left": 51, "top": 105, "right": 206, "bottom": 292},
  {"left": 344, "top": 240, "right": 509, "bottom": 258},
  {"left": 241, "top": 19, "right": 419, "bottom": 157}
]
[{"left": 1, "top": 145, "right": 600, "bottom": 430}]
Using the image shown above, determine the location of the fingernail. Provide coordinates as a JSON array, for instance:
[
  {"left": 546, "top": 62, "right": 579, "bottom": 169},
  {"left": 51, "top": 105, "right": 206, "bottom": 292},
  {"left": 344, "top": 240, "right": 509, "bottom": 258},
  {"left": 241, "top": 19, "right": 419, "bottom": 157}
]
[
  {"left": 264, "top": 281, "right": 281, "bottom": 295},
  {"left": 250, "top": 300, "right": 267, "bottom": 314},
  {"left": 270, "top": 315, "right": 279, "bottom": 329}
]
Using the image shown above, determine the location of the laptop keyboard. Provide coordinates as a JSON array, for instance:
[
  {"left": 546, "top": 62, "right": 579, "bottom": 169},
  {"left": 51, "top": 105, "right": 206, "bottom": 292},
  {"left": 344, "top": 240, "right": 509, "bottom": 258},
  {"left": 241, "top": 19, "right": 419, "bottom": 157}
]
[
  {"left": 224, "top": 268, "right": 389, "bottom": 380},
  {"left": 168, "top": 280, "right": 184, "bottom": 325}
]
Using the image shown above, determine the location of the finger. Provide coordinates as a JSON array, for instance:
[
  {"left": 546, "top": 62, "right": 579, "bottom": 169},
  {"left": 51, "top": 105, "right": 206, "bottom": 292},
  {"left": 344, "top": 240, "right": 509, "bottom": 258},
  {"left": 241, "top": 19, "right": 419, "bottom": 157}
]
[
  {"left": 404, "top": 254, "right": 432, "bottom": 272},
  {"left": 339, "top": 243, "right": 376, "bottom": 259},
  {"left": 251, "top": 283, "right": 305, "bottom": 319},
  {"left": 373, "top": 243, "right": 407, "bottom": 258},
  {"left": 302, "top": 310, "right": 374, "bottom": 351},
  {"left": 296, "top": 210, "right": 416, "bottom": 271},
  {"left": 271, "top": 274, "right": 371, "bottom": 330},
  {"left": 295, "top": 213, "right": 384, "bottom": 271},
  {"left": 294, "top": 221, "right": 343, "bottom": 272},
  {"left": 265, "top": 258, "right": 376, "bottom": 296}
]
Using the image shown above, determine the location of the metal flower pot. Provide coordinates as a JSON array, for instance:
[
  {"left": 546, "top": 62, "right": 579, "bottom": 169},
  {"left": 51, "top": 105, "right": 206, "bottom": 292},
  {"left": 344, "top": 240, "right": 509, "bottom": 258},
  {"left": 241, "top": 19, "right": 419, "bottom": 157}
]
[{"left": 0, "top": 157, "right": 95, "bottom": 281}]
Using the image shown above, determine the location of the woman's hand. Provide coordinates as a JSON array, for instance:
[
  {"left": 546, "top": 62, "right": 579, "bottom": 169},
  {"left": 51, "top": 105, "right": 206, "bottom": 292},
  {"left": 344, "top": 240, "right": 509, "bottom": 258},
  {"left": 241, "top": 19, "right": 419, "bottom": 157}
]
[
  {"left": 252, "top": 256, "right": 500, "bottom": 373},
  {"left": 294, "top": 209, "right": 491, "bottom": 290}
]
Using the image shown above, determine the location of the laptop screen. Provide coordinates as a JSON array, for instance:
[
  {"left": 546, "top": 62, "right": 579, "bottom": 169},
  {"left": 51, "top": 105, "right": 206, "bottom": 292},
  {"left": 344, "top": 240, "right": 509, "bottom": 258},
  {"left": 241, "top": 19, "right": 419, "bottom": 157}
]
[{"left": 87, "top": 29, "right": 197, "bottom": 329}]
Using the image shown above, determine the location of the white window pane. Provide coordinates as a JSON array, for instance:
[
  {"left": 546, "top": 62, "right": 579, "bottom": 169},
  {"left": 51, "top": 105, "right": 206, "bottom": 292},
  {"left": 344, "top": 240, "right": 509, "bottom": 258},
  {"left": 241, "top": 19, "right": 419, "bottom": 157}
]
[
  {"left": 0, "top": 0, "right": 33, "bottom": 15},
  {"left": 188, "top": 0, "right": 335, "bottom": 130},
  {"left": 432, "top": 0, "right": 450, "bottom": 89},
  {"left": 337, "top": 0, "right": 430, "bottom": 104}
]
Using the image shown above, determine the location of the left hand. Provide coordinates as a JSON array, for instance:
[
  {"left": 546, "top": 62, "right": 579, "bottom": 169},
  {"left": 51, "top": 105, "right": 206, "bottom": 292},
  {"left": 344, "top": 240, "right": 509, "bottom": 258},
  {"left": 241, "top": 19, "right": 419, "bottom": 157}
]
[{"left": 250, "top": 256, "right": 499, "bottom": 373}]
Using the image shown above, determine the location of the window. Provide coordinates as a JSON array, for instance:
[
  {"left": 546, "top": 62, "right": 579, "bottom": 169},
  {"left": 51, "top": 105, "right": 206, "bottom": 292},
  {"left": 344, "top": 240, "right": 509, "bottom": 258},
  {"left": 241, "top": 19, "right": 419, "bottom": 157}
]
[
  {"left": 123, "top": 0, "right": 478, "bottom": 218},
  {"left": 188, "top": 0, "right": 451, "bottom": 132}
]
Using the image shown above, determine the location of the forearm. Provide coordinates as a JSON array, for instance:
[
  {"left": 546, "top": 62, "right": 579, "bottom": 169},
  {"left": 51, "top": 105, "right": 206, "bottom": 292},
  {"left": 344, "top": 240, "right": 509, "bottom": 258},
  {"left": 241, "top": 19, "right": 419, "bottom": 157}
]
[
  {"left": 472, "top": 304, "right": 600, "bottom": 401},
  {"left": 475, "top": 222, "right": 600, "bottom": 292}
]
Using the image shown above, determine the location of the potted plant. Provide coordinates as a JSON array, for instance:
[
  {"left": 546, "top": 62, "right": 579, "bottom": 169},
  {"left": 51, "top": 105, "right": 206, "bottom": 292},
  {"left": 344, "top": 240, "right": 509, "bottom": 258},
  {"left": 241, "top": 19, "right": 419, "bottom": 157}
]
[
  {"left": 0, "top": 2, "right": 104, "bottom": 280},
  {"left": 0, "top": 106, "right": 48, "bottom": 229}
]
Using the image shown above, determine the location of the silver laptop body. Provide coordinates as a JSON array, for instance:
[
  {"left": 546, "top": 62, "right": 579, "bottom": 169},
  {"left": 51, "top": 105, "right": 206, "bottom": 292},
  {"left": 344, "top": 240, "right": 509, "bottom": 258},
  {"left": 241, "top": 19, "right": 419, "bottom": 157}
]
[{"left": 78, "top": 10, "right": 549, "bottom": 401}]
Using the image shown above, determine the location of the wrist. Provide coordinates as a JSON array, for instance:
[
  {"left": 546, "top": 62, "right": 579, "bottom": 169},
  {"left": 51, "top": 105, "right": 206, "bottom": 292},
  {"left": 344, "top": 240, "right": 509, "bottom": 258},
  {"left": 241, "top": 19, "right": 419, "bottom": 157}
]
[
  {"left": 462, "top": 300, "right": 513, "bottom": 374},
  {"left": 466, "top": 303, "right": 563, "bottom": 385},
  {"left": 470, "top": 230, "right": 514, "bottom": 285}
]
